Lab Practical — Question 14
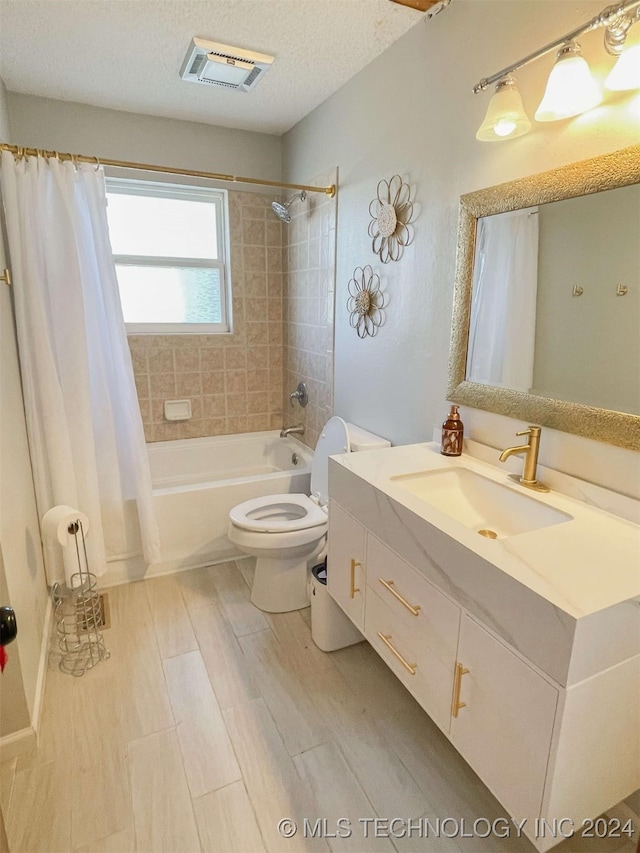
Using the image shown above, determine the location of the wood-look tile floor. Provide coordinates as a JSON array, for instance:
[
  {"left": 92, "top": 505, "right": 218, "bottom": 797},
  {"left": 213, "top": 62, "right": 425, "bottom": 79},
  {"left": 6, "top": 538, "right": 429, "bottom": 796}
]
[{"left": 3, "top": 559, "right": 636, "bottom": 853}]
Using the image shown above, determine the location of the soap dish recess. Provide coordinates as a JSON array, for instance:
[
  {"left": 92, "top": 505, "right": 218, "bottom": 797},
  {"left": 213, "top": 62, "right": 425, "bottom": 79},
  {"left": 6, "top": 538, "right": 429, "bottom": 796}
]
[{"left": 164, "top": 399, "right": 192, "bottom": 421}]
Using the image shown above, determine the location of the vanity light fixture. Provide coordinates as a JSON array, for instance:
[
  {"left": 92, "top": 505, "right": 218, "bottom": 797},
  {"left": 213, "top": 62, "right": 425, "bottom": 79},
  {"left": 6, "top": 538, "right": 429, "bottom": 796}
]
[
  {"left": 475, "top": 76, "right": 532, "bottom": 141},
  {"left": 535, "top": 42, "right": 601, "bottom": 122},
  {"left": 606, "top": 40, "right": 640, "bottom": 88},
  {"left": 473, "top": 0, "right": 640, "bottom": 141}
]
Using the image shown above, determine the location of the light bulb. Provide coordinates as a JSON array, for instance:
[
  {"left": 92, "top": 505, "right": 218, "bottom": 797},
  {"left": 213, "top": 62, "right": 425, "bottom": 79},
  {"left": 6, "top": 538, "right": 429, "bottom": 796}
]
[
  {"left": 494, "top": 119, "right": 517, "bottom": 137},
  {"left": 535, "top": 42, "right": 601, "bottom": 122},
  {"left": 476, "top": 76, "right": 531, "bottom": 142},
  {"left": 606, "top": 43, "right": 640, "bottom": 91}
]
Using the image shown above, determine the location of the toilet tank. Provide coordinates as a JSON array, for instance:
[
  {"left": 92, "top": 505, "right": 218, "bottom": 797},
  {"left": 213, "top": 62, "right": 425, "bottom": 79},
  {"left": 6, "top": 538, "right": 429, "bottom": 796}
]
[{"left": 345, "top": 423, "right": 391, "bottom": 453}]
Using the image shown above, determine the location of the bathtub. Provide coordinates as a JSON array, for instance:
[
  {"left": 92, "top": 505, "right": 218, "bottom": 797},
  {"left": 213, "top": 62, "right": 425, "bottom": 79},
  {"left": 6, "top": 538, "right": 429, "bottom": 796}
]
[{"left": 147, "top": 431, "right": 312, "bottom": 577}]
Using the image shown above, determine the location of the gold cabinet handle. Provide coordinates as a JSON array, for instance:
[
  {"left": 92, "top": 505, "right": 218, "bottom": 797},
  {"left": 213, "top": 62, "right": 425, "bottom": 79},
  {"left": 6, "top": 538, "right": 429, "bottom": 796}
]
[
  {"left": 451, "top": 661, "right": 470, "bottom": 718},
  {"left": 377, "top": 632, "right": 417, "bottom": 675},
  {"left": 350, "top": 558, "right": 361, "bottom": 598},
  {"left": 378, "top": 578, "right": 421, "bottom": 617}
]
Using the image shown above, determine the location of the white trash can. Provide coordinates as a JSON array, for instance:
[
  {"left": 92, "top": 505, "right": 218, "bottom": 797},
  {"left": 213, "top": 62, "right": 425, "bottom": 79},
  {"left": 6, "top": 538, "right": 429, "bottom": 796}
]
[{"left": 310, "top": 561, "right": 364, "bottom": 652}]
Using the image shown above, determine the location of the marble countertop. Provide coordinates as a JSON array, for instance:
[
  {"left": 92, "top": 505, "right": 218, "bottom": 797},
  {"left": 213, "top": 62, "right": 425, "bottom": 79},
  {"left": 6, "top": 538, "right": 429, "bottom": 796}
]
[{"left": 330, "top": 442, "right": 640, "bottom": 621}]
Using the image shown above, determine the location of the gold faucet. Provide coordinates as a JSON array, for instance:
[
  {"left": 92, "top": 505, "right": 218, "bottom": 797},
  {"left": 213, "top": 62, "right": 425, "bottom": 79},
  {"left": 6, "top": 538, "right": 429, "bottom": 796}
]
[{"left": 499, "top": 426, "right": 550, "bottom": 492}]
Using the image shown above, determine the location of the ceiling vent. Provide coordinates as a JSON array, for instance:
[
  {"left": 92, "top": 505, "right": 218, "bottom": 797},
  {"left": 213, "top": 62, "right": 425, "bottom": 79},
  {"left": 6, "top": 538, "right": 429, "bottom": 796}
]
[{"left": 179, "top": 38, "right": 274, "bottom": 93}]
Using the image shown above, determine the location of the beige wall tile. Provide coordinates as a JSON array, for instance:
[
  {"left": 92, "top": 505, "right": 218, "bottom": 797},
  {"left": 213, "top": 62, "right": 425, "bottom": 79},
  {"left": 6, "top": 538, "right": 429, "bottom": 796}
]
[
  {"left": 227, "top": 415, "right": 249, "bottom": 433},
  {"left": 227, "top": 393, "right": 247, "bottom": 416},
  {"left": 243, "top": 219, "right": 266, "bottom": 246},
  {"left": 226, "top": 369, "right": 247, "bottom": 394},
  {"left": 224, "top": 347, "right": 247, "bottom": 370},
  {"left": 148, "top": 348, "right": 175, "bottom": 373},
  {"left": 200, "top": 348, "right": 225, "bottom": 371},
  {"left": 247, "top": 369, "right": 269, "bottom": 393},
  {"left": 202, "top": 395, "right": 227, "bottom": 418},
  {"left": 244, "top": 246, "right": 266, "bottom": 272},
  {"left": 248, "top": 392, "right": 269, "bottom": 415},
  {"left": 134, "top": 373, "right": 150, "bottom": 399},
  {"left": 149, "top": 372, "right": 176, "bottom": 397},
  {"left": 175, "top": 372, "right": 202, "bottom": 396},
  {"left": 202, "top": 417, "right": 227, "bottom": 435},
  {"left": 248, "top": 414, "right": 271, "bottom": 432},
  {"left": 174, "top": 348, "right": 200, "bottom": 372},
  {"left": 202, "top": 371, "right": 225, "bottom": 395},
  {"left": 129, "top": 348, "right": 148, "bottom": 373}
]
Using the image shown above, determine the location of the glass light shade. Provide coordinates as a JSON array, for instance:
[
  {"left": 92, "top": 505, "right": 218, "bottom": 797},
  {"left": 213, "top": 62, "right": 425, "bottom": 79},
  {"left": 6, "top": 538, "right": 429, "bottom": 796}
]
[
  {"left": 535, "top": 44, "right": 601, "bottom": 122},
  {"left": 606, "top": 43, "right": 640, "bottom": 91},
  {"left": 476, "top": 79, "right": 531, "bottom": 142}
]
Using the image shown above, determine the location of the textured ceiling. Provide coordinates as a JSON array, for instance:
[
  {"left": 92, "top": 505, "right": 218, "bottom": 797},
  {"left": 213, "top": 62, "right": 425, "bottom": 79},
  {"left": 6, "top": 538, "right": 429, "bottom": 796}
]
[{"left": 0, "top": 0, "right": 427, "bottom": 135}]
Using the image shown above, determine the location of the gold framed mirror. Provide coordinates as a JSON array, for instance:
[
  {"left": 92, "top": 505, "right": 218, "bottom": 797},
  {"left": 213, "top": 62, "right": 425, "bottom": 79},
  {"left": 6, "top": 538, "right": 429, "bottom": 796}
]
[{"left": 447, "top": 144, "right": 640, "bottom": 452}]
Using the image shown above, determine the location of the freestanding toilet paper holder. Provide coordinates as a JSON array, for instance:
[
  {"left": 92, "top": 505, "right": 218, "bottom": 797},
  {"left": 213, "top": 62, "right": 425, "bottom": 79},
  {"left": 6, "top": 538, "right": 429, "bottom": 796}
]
[{"left": 51, "top": 519, "right": 109, "bottom": 677}]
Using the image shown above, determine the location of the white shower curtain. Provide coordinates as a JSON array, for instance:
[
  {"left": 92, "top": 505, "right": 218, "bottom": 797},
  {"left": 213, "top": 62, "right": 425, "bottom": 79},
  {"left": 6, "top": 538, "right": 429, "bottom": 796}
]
[
  {"left": 1, "top": 151, "right": 160, "bottom": 585},
  {"left": 467, "top": 207, "right": 539, "bottom": 392}
]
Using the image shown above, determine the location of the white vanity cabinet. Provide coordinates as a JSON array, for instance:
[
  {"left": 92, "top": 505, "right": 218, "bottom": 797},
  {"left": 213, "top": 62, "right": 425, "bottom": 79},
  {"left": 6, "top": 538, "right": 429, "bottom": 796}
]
[
  {"left": 327, "top": 485, "right": 639, "bottom": 853},
  {"left": 327, "top": 502, "right": 366, "bottom": 630},
  {"left": 451, "top": 614, "right": 559, "bottom": 823}
]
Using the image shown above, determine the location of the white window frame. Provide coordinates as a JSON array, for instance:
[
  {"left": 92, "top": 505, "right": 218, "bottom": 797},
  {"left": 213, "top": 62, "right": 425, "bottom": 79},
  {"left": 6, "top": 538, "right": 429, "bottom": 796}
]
[{"left": 106, "top": 177, "right": 232, "bottom": 334}]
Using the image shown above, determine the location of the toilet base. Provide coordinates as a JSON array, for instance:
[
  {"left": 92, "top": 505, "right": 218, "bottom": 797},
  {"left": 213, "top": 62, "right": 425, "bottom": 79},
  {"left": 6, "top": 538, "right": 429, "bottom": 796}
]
[{"left": 251, "top": 551, "right": 319, "bottom": 613}]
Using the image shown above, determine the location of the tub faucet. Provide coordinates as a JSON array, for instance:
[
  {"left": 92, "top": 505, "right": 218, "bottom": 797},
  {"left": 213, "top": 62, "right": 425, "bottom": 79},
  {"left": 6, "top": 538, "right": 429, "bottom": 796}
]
[
  {"left": 499, "top": 426, "right": 549, "bottom": 492},
  {"left": 280, "top": 424, "right": 305, "bottom": 438}
]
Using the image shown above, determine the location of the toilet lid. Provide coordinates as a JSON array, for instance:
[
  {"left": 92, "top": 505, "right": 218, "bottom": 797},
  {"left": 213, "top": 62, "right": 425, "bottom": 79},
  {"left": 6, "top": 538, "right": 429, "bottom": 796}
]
[
  {"left": 229, "top": 493, "right": 327, "bottom": 533},
  {"left": 310, "top": 417, "right": 350, "bottom": 507}
]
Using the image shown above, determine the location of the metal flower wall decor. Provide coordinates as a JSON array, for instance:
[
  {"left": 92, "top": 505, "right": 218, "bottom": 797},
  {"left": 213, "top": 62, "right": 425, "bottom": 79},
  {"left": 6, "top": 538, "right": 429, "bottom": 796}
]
[
  {"left": 347, "top": 265, "right": 386, "bottom": 338},
  {"left": 368, "top": 175, "right": 415, "bottom": 263}
]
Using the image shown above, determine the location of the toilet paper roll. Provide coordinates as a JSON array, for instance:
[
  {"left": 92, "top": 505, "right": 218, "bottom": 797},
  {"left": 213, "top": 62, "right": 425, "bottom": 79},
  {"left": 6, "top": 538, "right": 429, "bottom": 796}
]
[
  {"left": 42, "top": 505, "right": 90, "bottom": 546},
  {"left": 41, "top": 506, "right": 90, "bottom": 586}
]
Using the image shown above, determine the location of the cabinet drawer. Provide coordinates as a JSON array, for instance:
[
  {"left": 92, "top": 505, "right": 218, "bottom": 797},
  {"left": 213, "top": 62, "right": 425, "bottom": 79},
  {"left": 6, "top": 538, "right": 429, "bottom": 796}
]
[
  {"left": 365, "top": 589, "right": 454, "bottom": 732},
  {"left": 367, "top": 534, "right": 460, "bottom": 670}
]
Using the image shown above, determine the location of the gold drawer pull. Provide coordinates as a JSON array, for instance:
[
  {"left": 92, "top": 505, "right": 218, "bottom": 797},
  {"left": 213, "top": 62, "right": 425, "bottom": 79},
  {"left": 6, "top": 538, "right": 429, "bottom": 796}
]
[
  {"left": 350, "top": 558, "right": 361, "bottom": 598},
  {"left": 377, "top": 632, "right": 417, "bottom": 675},
  {"left": 451, "top": 661, "right": 470, "bottom": 718},
  {"left": 379, "top": 578, "right": 421, "bottom": 617}
]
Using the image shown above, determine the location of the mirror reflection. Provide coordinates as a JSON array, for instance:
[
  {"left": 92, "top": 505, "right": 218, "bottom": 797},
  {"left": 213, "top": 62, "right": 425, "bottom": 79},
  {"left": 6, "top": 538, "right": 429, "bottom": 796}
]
[{"left": 466, "top": 184, "right": 640, "bottom": 415}]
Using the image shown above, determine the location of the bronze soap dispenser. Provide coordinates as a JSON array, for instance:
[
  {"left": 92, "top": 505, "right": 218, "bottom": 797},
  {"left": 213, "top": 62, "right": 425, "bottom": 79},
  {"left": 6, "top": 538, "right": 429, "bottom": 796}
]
[{"left": 441, "top": 405, "right": 464, "bottom": 457}]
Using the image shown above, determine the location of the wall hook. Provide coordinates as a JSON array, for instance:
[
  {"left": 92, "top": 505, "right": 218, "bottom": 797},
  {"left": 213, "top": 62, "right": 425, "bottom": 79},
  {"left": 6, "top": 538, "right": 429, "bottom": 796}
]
[
  {"left": 0, "top": 268, "right": 11, "bottom": 287},
  {"left": 616, "top": 284, "right": 628, "bottom": 296},
  {"left": 572, "top": 285, "right": 584, "bottom": 297}
]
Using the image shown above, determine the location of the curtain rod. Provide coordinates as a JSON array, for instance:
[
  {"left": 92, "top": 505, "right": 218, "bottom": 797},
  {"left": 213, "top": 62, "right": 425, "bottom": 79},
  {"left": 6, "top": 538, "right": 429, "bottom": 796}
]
[{"left": 0, "top": 142, "right": 337, "bottom": 198}]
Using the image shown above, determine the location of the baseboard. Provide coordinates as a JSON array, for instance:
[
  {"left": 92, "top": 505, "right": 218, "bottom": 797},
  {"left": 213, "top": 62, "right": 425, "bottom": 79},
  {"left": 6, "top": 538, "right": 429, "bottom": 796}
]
[
  {"left": 0, "top": 726, "right": 37, "bottom": 765},
  {"left": 100, "top": 549, "right": 243, "bottom": 588},
  {"left": 31, "top": 596, "right": 53, "bottom": 736}
]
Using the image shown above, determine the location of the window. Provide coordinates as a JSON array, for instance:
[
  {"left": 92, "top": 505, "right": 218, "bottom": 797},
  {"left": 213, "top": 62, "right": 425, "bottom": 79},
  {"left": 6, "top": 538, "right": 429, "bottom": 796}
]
[{"left": 105, "top": 178, "right": 231, "bottom": 333}]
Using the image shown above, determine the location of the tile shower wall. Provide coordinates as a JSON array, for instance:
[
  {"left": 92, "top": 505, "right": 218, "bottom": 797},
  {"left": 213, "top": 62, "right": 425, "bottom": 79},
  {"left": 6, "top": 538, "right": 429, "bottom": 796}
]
[
  {"left": 129, "top": 191, "right": 285, "bottom": 442},
  {"left": 282, "top": 170, "right": 337, "bottom": 449}
]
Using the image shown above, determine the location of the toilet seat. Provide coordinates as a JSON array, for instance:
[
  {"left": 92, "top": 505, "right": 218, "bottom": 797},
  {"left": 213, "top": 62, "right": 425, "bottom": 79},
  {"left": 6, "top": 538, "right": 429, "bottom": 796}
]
[{"left": 229, "top": 493, "right": 327, "bottom": 533}]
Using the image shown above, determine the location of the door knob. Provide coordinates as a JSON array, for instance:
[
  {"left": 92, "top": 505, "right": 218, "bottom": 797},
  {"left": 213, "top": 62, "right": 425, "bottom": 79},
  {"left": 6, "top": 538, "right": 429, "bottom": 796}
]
[{"left": 0, "top": 606, "right": 17, "bottom": 646}]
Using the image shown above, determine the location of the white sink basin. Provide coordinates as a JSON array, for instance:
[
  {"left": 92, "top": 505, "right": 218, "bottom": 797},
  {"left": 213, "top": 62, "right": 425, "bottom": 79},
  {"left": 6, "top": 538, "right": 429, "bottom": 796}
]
[{"left": 390, "top": 467, "right": 573, "bottom": 538}]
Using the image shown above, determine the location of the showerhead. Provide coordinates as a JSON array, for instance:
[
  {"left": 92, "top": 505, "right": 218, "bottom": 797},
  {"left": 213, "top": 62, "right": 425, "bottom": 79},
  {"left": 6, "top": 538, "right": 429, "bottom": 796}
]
[{"left": 271, "top": 191, "right": 306, "bottom": 223}]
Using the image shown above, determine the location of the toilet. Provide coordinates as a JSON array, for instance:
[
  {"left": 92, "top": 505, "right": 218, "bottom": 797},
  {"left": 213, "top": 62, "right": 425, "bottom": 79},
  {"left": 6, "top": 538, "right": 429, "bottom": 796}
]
[{"left": 228, "top": 417, "right": 390, "bottom": 613}]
